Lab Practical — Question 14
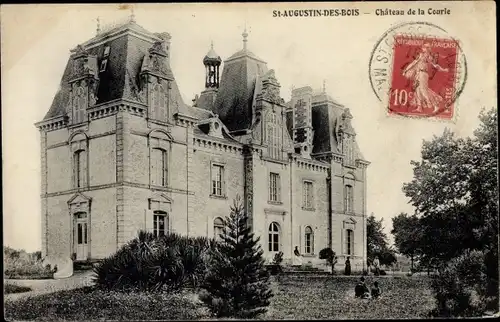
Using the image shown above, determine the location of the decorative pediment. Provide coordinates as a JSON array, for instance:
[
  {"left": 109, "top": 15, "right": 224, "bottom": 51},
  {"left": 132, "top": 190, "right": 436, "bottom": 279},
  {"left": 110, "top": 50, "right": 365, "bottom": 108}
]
[
  {"left": 340, "top": 108, "right": 355, "bottom": 135},
  {"left": 67, "top": 192, "right": 92, "bottom": 214},
  {"left": 343, "top": 217, "right": 357, "bottom": 230},
  {"left": 140, "top": 42, "right": 172, "bottom": 79},
  {"left": 260, "top": 69, "right": 283, "bottom": 105},
  {"left": 149, "top": 193, "right": 173, "bottom": 212}
]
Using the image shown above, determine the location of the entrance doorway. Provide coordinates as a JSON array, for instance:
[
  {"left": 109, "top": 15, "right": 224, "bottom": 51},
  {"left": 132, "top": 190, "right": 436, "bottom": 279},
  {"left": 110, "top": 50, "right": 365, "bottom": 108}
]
[{"left": 74, "top": 212, "right": 88, "bottom": 260}]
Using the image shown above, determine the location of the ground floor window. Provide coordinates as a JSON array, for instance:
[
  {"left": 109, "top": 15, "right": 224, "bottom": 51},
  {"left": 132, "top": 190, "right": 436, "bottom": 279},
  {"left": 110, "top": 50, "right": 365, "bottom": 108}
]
[
  {"left": 304, "top": 226, "right": 313, "bottom": 254},
  {"left": 345, "top": 229, "right": 354, "bottom": 255},
  {"left": 268, "top": 222, "right": 280, "bottom": 252},
  {"left": 153, "top": 212, "right": 168, "bottom": 237}
]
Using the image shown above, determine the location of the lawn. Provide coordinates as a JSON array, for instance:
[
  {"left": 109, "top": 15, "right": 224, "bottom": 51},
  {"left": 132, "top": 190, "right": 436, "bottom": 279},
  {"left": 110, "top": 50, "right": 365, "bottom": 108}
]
[
  {"left": 4, "top": 275, "right": 435, "bottom": 320},
  {"left": 266, "top": 275, "right": 435, "bottom": 319}
]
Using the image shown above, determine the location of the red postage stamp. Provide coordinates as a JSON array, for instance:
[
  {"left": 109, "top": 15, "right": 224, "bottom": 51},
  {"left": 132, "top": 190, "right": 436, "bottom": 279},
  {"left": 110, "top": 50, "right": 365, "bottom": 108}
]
[{"left": 388, "top": 35, "right": 459, "bottom": 119}]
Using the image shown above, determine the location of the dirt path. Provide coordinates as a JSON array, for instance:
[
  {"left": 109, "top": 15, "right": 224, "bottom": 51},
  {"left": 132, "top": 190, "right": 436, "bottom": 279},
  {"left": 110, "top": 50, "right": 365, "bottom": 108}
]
[{"left": 4, "top": 270, "right": 94, "bottom": 302}]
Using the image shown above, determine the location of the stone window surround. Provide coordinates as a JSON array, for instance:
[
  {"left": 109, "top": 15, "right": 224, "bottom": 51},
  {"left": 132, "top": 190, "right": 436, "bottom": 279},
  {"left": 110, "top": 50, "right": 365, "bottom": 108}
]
[
  {"left": 268, "top": 171, "right": 282, "bottom": 204},
  {"left": 148, "top": 129, "right": 173, "bottom": 189},
  {"left": 67, "top": 192, "right": 92, "bottom": 261},
  {"left": 209, "top": 160, "right": 227, "bottom": 199},
  {"left": 69, "top": 131, "right": 90, "bottom": 190},
  {"left": 302, "top": 179, "right": 315, "bottom": 211},
  {"left": 342, "top": 218, "right": 357, "bottom": 256}
]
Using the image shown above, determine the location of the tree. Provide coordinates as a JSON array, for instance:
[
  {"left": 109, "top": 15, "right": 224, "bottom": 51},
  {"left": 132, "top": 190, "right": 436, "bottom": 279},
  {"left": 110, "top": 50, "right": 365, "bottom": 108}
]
[
  {"left": 367, "top": 214, "right": 397, "bottom": 266},
  {"left": 319, "top": 248, "right": 338, "bottom": 274},
  {"left": 199, "top": 197, "right": 273, "bottom": 319},
  {"left": 403, "top": 108, "right": 498, "bottom": 312},
  {"left": 391, "top": 212, "right": 422, "bottom": 271}
]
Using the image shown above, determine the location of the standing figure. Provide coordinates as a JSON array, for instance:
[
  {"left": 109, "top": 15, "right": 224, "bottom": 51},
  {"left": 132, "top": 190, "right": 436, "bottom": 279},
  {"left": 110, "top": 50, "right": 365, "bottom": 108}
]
[
  {"left": 402, "top": 43, "right": 449, "bottom": 113},
  {"left": 344, "top": 256, "right": 352, "bottom": 276},
  {"left": 373, "top": 256, "right": 380, "bottom": 276},
  {"left": 293, "top": 246, "right": 303, "bottom": 266}
]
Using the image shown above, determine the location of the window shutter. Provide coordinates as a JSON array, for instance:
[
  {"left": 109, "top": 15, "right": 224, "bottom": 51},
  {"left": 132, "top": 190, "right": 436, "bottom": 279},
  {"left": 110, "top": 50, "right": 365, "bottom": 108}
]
[
  {"left": 299, "top": 225, "right": 303, "bottom": 254},
  {"left": 82, "top": 150, "right": 88, "bottom": 187},
  {"left": 351, "top": 230, "right": 355, "bottom": 256},
  {"left": 151, "top": 150, "right": 157, "bottom": 185},
  {"left": 343, "top": 230, "right": 348, "bottom": 254},
  {"left": 277, "top": 175, "right": 281, "bottom": 201},
  {"left": 144, "top": 209, "right": 154, "bottom": 233},
  {"left": 222, "top": 167, "right": 226, "bottom": 196}
]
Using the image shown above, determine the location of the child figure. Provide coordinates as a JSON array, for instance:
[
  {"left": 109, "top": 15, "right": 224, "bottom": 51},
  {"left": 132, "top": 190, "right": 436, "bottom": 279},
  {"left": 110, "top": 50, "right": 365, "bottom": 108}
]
[
  {"left": 355, "top": 276, "right": 370, "bottom": 298},
  {"left": 371, "top": 281, "right": 382, "bottom": 298}
]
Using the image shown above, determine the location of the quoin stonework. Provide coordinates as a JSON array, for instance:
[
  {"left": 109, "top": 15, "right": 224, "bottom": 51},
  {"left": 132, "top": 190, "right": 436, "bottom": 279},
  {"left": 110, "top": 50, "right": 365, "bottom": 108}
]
[{"left": 35, "top": 17, "right": 370, "bottom": 270}]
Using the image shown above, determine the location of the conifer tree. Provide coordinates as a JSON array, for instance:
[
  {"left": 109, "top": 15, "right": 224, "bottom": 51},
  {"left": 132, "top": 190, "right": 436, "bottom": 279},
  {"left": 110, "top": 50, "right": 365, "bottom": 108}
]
[{"left": 199, "top": 196, "right": 273, "bottom": 319}]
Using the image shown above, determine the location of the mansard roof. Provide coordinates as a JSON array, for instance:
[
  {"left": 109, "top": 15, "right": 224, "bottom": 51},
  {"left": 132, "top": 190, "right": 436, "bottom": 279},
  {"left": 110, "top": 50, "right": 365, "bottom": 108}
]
[
  {"left": 43, "top": 20, "right": 198, "bottom": 121},
  {"left": 213, "top": 45, "right": 268, "bottom": 132}
]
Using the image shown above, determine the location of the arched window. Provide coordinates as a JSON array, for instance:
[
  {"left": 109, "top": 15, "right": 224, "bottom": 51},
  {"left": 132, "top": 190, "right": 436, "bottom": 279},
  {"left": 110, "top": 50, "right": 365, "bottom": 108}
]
[
  {"left": 344, "top": 185, "right": 353, "bottom": 213},
  {"left": 151, "top": 83, "right": 167, "bottom": 121},
  {"left": 345, "top": 229, "right": 354, "bottom": 255},
  {"left": 153, "top": 211, "right": 168, "bottom": 237},
  {"left": 151, "top": 148, "right": 168, "bottom": 186},
  {"left": 266, "top": 112, "right": 282, "bottom": 159},
  {"left": 268, "top": 222, "right": 280, "bottom": 252},
  {"left": 213, "top": 217, "right": 224, "bottom": 241},
  {"left": 304, "top": 226, "right": 314, "bottom": 254},
  {"left": 74, "top": 149, "right": 86, "bottom": 188},
  {"left": 73, "top": 86, "right": 86, "bottom": 123}
]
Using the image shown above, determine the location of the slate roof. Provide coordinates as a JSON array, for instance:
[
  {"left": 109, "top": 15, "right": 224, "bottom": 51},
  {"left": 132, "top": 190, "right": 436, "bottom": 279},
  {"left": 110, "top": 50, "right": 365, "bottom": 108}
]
[
  {"left": 213, "top": 48, "right": 268, "bottom": 132},
  {"left": 43, "top": 20, "right": 197, "bottom": 122}
]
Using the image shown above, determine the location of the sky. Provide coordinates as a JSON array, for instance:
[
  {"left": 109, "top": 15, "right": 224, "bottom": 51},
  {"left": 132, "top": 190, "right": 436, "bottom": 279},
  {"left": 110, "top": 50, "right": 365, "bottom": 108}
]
[{"left": 1, "top": 2, "right": 496, "bottom": 252}]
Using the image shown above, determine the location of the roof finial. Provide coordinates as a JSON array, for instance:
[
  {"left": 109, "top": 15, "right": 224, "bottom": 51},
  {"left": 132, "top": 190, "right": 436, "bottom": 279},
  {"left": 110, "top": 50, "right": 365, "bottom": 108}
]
[
  {"left": 211, "top": 40, "right": 214, "bottom": 50},
  {"left": 129, "top": 6, "right": 136, "bottom": 23},
  {"left": 323, "top": 79, "right": 326, "bottom": 93},
  {"left": 242, "top": 23, "right": 248, "bottom": 50},
  {"left": 96, "top": 17, "right": 101, "bottom": 35}
]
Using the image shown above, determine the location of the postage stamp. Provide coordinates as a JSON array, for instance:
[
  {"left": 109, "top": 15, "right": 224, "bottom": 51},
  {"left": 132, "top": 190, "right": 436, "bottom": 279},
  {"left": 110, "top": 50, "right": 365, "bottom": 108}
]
[{"left": 369, "top": 22, "right": 467, "bottom": 121}]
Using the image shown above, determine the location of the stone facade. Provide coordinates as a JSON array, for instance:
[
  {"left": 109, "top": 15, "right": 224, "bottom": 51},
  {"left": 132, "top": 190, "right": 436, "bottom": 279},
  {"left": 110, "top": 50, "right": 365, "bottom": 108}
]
[{"left": 36, "top": 19, "right": 369, "bottom": 271}]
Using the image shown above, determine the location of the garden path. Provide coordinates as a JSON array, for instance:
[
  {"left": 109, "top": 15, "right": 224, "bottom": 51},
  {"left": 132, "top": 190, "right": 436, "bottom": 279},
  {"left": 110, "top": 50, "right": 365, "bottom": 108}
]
[{"left": 4, "top": 270, "right": 94, "bottom": 302}]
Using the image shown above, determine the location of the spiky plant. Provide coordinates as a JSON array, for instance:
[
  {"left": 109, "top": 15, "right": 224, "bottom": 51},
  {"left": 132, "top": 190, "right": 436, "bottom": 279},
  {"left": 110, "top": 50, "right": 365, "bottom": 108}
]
[{"left": 199, "top": 196, "right": 273, "bottom": 319}]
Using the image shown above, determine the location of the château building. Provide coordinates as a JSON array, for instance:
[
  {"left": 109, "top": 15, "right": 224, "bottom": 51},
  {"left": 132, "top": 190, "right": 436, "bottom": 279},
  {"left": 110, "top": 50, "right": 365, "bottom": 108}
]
[{"left": 35, "top": 16, "right": 370, "bottom": 270}]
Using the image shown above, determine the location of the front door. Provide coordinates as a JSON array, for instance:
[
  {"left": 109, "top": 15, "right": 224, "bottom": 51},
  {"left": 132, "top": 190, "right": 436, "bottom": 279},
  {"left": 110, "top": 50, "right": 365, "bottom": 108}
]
[{"left": 74, "top": 213, "right": 88, "bottom": 260}]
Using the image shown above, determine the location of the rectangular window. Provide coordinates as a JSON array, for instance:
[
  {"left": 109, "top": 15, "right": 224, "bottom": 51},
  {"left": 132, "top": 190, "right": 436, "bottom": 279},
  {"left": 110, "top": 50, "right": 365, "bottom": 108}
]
[
  {"left": 74, "top": 150, "right": 85, "bottom": 188},
  {"left": 153, "top": 214, "right": 167, "bottom": 238},
  {"left": 100, "top": 59, "right": 108, "bottom": 72},
  {"left": 151, "top": 148, "right": 167, "bottom": 187},
  {"left": 211, "top": 164, "right": 224, "bottom": 196},
  {"left": 303, "top": 181, "right": 314, "bottom": 208},
  {"left": 269, "top": 172, "right": 281, "bottom": 202},
  {"left": 345, "top": 185, "right": 353, "bottom": 213},
  {"left": 103, "top": 46, "right": 110, "bottom": 57},
  {"left": 345, "top": 229, "right": 354, "bottom": 255}
]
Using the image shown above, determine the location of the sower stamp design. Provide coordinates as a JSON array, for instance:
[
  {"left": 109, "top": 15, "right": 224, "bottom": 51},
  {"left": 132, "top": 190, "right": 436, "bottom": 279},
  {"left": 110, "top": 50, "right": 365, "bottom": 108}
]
[
  {"left": 369, "top": 22, "right": 467, "bottom": 121},
  {"left": 391, "top": 36, "right": 458, "bottom": 119}
]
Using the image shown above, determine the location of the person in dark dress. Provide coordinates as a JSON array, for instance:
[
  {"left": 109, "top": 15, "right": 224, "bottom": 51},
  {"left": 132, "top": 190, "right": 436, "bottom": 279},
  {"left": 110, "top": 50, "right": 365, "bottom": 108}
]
[
  {"left": 355, "top": 276, "right": 369, "bottom": 298},
  {"left": 344, "top": 257, "right": 352, "bottom": 276},
  {"left": 371, "top": 281, "right": 382, "bottom": 298}
]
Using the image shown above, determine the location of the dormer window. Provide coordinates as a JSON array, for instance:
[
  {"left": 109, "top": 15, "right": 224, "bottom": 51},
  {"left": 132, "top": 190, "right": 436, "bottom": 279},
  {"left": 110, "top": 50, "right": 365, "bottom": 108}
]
[
  {"left": 100, "top": 59, "right": 108, "bottom": 72},
  {"left": 103, "top": 46, "right": 110, "bottom": 57}
]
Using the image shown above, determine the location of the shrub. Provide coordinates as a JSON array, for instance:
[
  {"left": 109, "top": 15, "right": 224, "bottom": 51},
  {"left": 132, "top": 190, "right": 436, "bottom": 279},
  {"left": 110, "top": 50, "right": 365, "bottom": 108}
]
[
  {"left": 4, "top": 283, "right": 32, "bottom": 294},
  {"left": 319, "top": 248, "right": 338, "bottom": 274},
  {"left": 4, "top": 247, "right": 55, "bottom": 279},
  {"left": 430, "top": 250, "right": 490, "bottom": 317},
  {"left": 200, "top": 198, "right": 273, "bottom": 319},
  {"left": 268, "top": 251, "right": 284, "bottom": 275},
  {"left": 93, "top": 231, "right": 214, "bottom": 292}
]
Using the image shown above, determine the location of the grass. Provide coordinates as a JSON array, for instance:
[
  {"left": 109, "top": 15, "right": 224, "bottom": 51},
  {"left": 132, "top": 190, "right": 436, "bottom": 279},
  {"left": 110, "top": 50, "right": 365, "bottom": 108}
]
[
  {"left": 4, "top": 276, "right": 435, "bottom": 320},
  {"left": 265, "top": 275, "right": 435, "bottom": 319},
  {"left": 4, "top": 286, "right": 208, "bottom": 321},
  {"left": 4, "top": 283, "right": 32, "bottom": 294}
]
